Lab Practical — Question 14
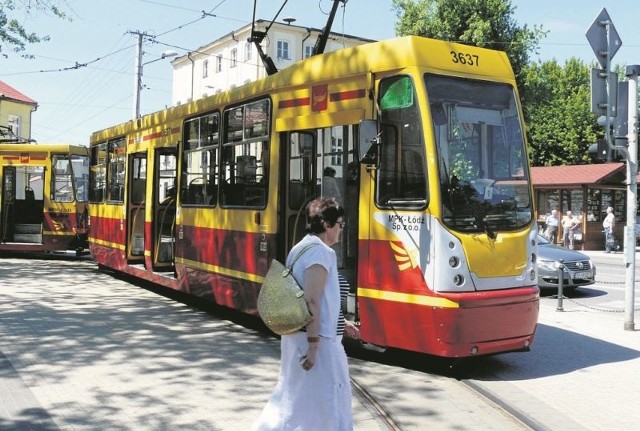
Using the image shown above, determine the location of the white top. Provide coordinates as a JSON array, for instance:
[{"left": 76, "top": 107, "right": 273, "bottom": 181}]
[
  {"left": 603, "top": 213, "right": 615, "bottom": 229},
  {"left": 286, "top": 234, "right": 340, "bottom": 338}
]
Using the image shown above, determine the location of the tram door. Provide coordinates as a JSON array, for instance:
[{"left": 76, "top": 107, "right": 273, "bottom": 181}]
[
  {"left": 1, "top": 166, "right": 16, "bottom": 242},
  {"left": 127, "top": 153, "right": 146, "bottom": 263},
  {"left": 152, "top": 148, "right": 177, "bottom": 271},
  {"left": 0, "top": 165, "right": 45, "bottom": 243},
  {"left": 282, "top": 126, "right": 359, "bottom": 281}
]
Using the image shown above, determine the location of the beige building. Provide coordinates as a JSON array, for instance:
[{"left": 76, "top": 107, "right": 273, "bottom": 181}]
[
  {"left": 0, "top": 81, "right": 37, "bottom": 142},
  {"left": 170, "top": 19, "right": 373, "bottom": 106}
]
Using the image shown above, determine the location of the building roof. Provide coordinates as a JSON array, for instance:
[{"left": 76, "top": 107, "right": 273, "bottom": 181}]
[
  {"left": 0, "top": 80, "right": 37, "bottom": 104},
  {"left": 531, "top": 163, "right": 626, "bottom": 187}
]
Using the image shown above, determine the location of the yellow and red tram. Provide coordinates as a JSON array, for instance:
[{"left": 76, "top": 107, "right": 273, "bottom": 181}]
[
  {"left": 0, "top": 143, "right": 89, "bottom": 253},
  {"left": 88, "top": 36, "right": 539, "bottom": 358}
]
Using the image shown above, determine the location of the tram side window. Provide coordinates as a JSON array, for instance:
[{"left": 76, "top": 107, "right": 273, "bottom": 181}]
[
  {"left": 221, "top": 99, "right": 270, "bottom": 208},
  {"left": 90, "top": 143, "right": 107, "bottom": 202},
  {"left": 52, "top": 154, "right": 74, "bottom": 202},
  {"left": 106, "top": 137, "right": 126, "bottom": 203},
  {"left": 377, "top": 75, "right": 428, "bottom": 208},
  {"left": 182, "top": 112, "right": 219, "bottom": 206}
]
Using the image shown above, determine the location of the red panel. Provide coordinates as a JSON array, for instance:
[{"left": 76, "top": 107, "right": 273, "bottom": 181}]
[
  {"left": 357, "top": 238, "right": 539, "bottom": 357},
  {"left": 358, "top": 289, "right": 539, "bottom": 357},
  {"left": 178, "top": 225, "right": 268, "bottom": 277},
  {"left": 359, "top": 239, "right": 429, "bottom": 294},
  {"left": 90, "top": 216, "right": 124, "bottom": 246}
]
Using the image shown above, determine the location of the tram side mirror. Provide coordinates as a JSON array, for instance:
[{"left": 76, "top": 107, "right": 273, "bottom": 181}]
[{"left": 359, "top": 120, "right": 379, "bottom": 166}]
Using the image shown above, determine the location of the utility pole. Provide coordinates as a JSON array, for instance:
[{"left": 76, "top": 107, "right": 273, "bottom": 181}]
[{"left": 132, "top": 31, "right": 145, "bottom": 119}]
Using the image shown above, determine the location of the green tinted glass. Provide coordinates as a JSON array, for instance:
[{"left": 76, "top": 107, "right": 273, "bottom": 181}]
[{"left": 380, "top": 76, "right": 414, "bottom": 109}]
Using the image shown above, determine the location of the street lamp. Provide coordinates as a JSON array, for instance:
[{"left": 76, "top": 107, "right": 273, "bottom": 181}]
[{"left": 133, "top": 49, "right": 178, "bottom": 119}]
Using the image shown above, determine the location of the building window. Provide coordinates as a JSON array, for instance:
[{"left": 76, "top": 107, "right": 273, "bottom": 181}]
[
  {"left": 304, "top": 45, "right": 313, "bottom": 58},
  {"left": 277, "top": 40, "right": 290, "bottom": 60},
  {"left": 202, "top": 59, "right": 209, "bottom": 78},
  {"left": 7, "top": 115, "right": 20, "bottom": 137},
  {"left": 245, "top": 42, "right": 252, "bottom": 61},
  {"left": 216, "top": 55, "right": 223, "bottom": 72},
  {"left": 230, "top": 48, "right": 237, "bottom": 68}
]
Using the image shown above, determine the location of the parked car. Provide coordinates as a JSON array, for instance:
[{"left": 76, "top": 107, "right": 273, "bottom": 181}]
[{"left": 537, "top": 235, "right": 596, "bottom": 289}]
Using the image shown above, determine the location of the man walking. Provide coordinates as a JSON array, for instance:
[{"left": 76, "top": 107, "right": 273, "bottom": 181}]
[{"left": 602, "top": 207, "right": 616, "bottom": 253}]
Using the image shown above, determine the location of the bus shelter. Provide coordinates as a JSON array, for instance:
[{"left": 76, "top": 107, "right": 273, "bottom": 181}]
[{"left": 532, "top": 163, "right": 630, "bottom": 250}]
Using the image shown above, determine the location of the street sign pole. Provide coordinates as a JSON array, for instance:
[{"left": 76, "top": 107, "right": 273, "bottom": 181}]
[
  {"left": 623, "top": 65, "right": 639, "bottom": 331},
  {"left": 587, "top": 8, "right": 636, "bottom": 331}
]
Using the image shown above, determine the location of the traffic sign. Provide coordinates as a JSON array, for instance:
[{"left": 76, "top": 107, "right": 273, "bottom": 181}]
[
  {"left": 586, "top": 8, "right": 622, "bottom": 69},
  {"left": 590, "top": 68, "right": 618, "bottom": 116}
]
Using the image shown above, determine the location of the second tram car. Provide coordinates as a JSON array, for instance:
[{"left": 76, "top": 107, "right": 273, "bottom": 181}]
[
  {"left": 0, "top": 143, "right": 89, "bottom": 253},
  {"left": 88, "top": 36, "right": 539, "bottom": 358}
]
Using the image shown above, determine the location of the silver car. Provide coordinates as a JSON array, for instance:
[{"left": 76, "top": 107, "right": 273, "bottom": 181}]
[{"left": 537, "top": 235, "right": 596, "bottom": 289}]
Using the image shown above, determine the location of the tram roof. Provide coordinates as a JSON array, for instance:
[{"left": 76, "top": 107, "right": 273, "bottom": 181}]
[
  {"left": 0, "top": 143, "right": 88, "bottom": 154},
  {"left": 91, "top": 35, "right": 516, "bottom": 140}
]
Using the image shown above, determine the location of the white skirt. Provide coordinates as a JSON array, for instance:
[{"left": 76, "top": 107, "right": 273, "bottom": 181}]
[{"left": 253, "top": 332, "right": 353, "bottom": 431}]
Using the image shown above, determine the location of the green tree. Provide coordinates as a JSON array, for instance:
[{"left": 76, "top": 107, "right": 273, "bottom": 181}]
[
  {"left": 521, "top": 58, "right": 600, "bottom": 166},
  {"left": 0, "top": 0, "right": 69, "bottom": 57},
  {"left": 392, "top": 0, "right": 545, "bottom": 89}
]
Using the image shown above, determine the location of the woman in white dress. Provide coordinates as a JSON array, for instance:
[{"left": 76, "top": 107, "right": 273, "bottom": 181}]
[{"left": 253, "top": 197, "right": 359, "bottom": 431}]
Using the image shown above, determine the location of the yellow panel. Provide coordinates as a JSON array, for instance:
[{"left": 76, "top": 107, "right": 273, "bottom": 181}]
[{"left": 275, "top": 109, "right": 364, "bottom": 131}]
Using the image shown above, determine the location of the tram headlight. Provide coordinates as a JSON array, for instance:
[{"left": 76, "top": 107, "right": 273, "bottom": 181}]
[
  {"left": 448, "top": 256, "right": 460, "bottom": 268},
  {"left": 453, "top": 274, "right": 464, "bottom": 286}
]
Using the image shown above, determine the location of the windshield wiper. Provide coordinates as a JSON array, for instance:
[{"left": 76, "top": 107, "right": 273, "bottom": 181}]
[{"left": 474, "top": 216, "right": 497, "bottom": 240}]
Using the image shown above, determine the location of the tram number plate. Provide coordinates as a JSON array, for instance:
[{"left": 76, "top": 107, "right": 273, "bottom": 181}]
[{"left": 571, "top": 270, "right": 593, "bottom": 279}]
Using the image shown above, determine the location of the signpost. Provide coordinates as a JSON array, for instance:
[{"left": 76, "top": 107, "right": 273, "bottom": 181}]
[{"left": 587, "top": 8, "right": 637, "bottom": 331}]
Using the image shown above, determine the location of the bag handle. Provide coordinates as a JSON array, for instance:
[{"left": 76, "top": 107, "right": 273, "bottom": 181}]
[{"left": 285, "top": 243, "right": 319, "bottom": 275}]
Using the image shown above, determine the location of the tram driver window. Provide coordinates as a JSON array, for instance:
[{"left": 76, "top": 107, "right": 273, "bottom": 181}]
[
  {"left": 376, "top": 75, "right": 428, "bottom": 208},
  {"left": 52, "top": 154, "right": 74, "bottom": 202}
]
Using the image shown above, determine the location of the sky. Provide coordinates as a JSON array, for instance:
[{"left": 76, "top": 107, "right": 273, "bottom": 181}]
[{"left": 1, "top": 0, "right": 639, "bottom": 146}]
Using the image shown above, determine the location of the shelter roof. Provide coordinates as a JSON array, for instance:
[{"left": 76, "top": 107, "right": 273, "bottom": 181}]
[{"left": 531, "top": 163, "right": 626, "bottom": 187}]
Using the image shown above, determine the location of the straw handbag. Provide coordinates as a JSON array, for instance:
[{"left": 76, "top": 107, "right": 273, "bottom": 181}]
[{"left": 257, "top": 244, "right": 317, "bottom": 335}]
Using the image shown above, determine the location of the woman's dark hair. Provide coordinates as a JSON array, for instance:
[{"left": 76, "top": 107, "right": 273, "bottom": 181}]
[{"left": 306, "top": 197, "right": 345, "bottom": 234}]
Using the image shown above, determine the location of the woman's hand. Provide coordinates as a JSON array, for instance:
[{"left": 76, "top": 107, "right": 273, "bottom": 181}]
[
  {"left": 344, "top": 320, "right": 360, "bottom": 340},
  {"left": 301, "top": 342, "right": 319, "bottom": 371}
]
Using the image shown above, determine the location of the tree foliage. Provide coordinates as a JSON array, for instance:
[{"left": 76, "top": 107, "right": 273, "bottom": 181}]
[
  {"left": 391, "top": 0, "right": 545, "bottom": 89},
  {"left": 391, "top": 0, "right": 609, "bottom": 167},
  {"left": 0, "top": 0, "right": 69, "bottom": 57},
  {"left": 521, "top": 58, "right": 600, "bottom": 166}
]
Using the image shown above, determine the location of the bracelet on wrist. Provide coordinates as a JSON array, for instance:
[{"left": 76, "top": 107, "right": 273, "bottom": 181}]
[{"left": 307, "top": 336, "right": 320, "bottom": 343}]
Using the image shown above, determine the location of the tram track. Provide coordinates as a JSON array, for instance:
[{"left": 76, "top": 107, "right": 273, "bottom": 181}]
[
  {"left": 346, "top": 350, "right": 542, "bottom": 431},
  {"left": 350, "top": 374, "right": 404, "bottom": 431},
  {"left": 458, "top": 378, "right": 543, "bottom": 431}
]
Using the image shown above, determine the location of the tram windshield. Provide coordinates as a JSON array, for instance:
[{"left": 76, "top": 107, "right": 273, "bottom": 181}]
[{"left": 426, "top": 74, "right": 532, "bottom": 235}]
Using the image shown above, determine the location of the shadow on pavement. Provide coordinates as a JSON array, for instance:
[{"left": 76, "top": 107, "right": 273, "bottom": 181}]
[{"left": 453, "top": 322, "right": 640, "bottom": 381}]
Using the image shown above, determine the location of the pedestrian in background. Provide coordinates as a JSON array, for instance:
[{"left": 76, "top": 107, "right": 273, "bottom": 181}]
[
  {"left": 544, "top": 209, "right": 559, "bottom": 243},
  {"left": 603, "top": 206, "right": 616, "bottom": 253},
  {"left": 253, "top": 197, "right": 359, "bottom": 431},
  {"left": 562, "top": 210, "right": 579, "bottom": 249}
]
